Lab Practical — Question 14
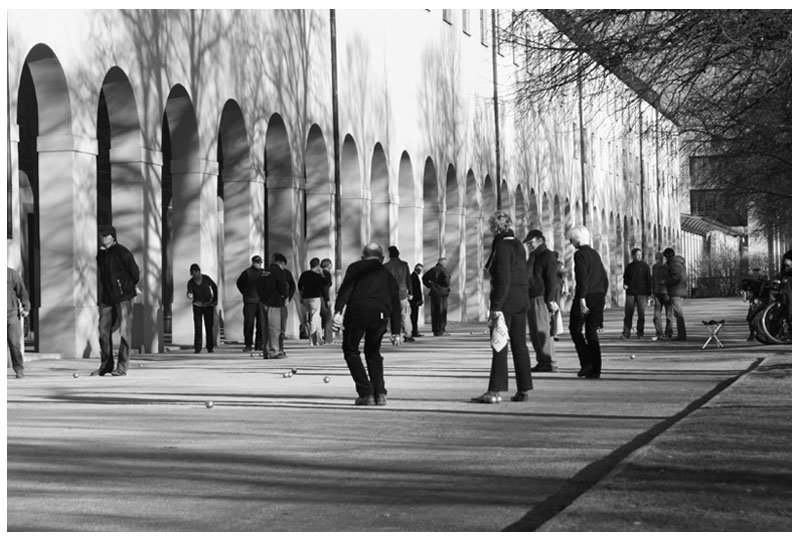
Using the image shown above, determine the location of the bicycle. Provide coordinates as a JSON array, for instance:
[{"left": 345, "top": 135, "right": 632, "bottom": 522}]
[{"left": 741, "top": 277, "right": 791, "bottom": 344}]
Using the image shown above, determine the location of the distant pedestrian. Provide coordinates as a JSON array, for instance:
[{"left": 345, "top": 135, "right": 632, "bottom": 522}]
[
  {"left": 523, "top": 229, "right": 560, "bottom": 373},
  {"left": 663, "top": 247, "right": 688, "bottom": 341},
  {"left": 410, "top": 263, "right": 424, "bottom": 337},
  {"left": 422, "top": 257, "right": 451, "bottom": 336},
  {"left": 621, "top": 248, "right": 652, "bottom": 339},
  {"left": 275, "top": 253, "right": 296, "bottom": 356},
  {"left": 187, "top": 263, "right": 218, "bottom": 354},
  {"left": 94, "top": 224, "right": 140, "bottom": 377},
  {"left": 297, "top": 257, "right": 326, "bottom": 346},
  {"left": 236, "top": 255, "right": 264, "bottom": 352},
  {"left": 567, "top": 225, "right": 609, "bottom": 379},
  {"left": 257, "top": 253, "right": 290, "bottom": 359},
  {"left": 333, "top": 242, "right": 401, "bottom": 406},
  {"left": 7, "top": 267, "right": 30, "bottom": 379},
  {"left": 651, "top": 251, "right": 673, "bottom": 340},
  {"left": 320, "top": 258, "right": 334, "bottom": 343},
  {"left": 384, "top": 246, "right": 414, "bottom": 342},
  {"left": 472, "top": 211, "right": 533, "bottom": 403}
]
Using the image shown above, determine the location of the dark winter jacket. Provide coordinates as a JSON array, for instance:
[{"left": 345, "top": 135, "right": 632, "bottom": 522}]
[
  {"left": 652, "top": 262, "right": 669, "bottom": 295},
  {"left": 384, "top": 257, "right": 412, "bottom": 300},
  {"left": 236, "top": 266, "right": 262, "bottom": 304},
  {"left": 334, "top": 258, "right": 401, "bottom": 334},
  {"left": 573, "top": 245, "right": 609, "bottom": 299},
  {"left": 422, "top": 264, "right": 451, "bottom": 298},
  {"left": 527, "top": 242, "right": 560, "bottom": 302},
  {"left": 487, "top": 231, "right": 529, "bottom": 311},
  {"left": 187, "top": 275, "right": 218, "bottom": 307},
  {"left": 666, "top": 255, "right": 688, "bottom": 297},
  {"left": 410, "top": 271, "right": 424, "bottom": 306},
  {"left": 257, "top": 263, "right": 290, "bottom": 307},
  {"left": 298, "top": 269, "right": 327, "bottom": 299},
  {"left": 623, "top": 260, "right": 652, "bottom": 296},
  {"left": 97, "top": 241, "right": 140, "bottom": 306}
]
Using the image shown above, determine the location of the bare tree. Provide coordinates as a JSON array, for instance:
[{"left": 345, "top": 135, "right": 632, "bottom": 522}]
[{"left": 503, "top": 9, "right": 791, "bottom": 233}]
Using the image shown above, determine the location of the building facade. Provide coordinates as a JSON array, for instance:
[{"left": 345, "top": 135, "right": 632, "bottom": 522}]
[{"left": 6, "top": 9, "right": 682, "bottom": 358}]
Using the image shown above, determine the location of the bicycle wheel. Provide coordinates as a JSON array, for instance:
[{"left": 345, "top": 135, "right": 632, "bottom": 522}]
[{"left": 756, "top": 301, "right": 791, "bottom": 344}]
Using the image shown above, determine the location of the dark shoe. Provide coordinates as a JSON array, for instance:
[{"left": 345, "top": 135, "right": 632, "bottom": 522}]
[
  {"left": 585, "top": 373, "right": 601, "bottom": 379},
  {"left": 264, "top": 354, "right": 282, "bottom": 360},
  {"left": 471, "top": 391, "right": 501, "bottom": 404},
  {"left": 90, "top": 369, "right": 111, "bottom": 377},
  {"left": 14, "top": 371, "right": 25, "bottom": 379},
  {"left": 207, "top": 348, "right": 214, "bottom": 353},
  {"left": 511, "top": 391, "right": 529, "bottom": 402},
  {"left": 242, "top": 346, "right": 253, "bottom": 353},
  {"left": 277, "top": 351, "right": 287, "bottom": 358},
  {"left": 194, "top": 349, "right": 202, "bottom": 354},
  {"left": 531, "top": 363, "right": 556, "bottom": 373},
  {"left": 111, "top": 370, "right": 127, "bottom": 377},
  {"left": 440, "top": 331, "right": 451, "bottom": 337},
  {"left": 674, "top": 336, "right": 687, "bottom": 341},
  {"left": 403, "top": 336, "right": 415, "bottom": 342},
  {"left": 375, "top": 394, "right": 387, "bottom": 406},
  {"left": 411, "top": 333, "right": 423, "bottom": 337},
  {"left": 577, "top": 367, "right": 593, "bottom": 378},
  {"left": 355, "top": 395, "right": 375, "bottom": 406},
  {"left": 620, "top": 334, "right": 630, "bottom": 340}
]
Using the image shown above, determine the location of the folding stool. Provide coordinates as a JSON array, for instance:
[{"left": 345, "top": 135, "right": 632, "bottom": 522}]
[{"left": 701, "top": 319, "right": 725, "bottom": 349}]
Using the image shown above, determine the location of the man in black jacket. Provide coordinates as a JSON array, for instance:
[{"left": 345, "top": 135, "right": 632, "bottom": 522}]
[
  {"left": 523, "top": 229, "right": 560, "bottom": 373},
  {"left": 334, "top": 243, "right": 401, "bottom": 406},
  {"left": 621, "top": 248, "right": 652, "bottom": 339},
  {"left": 472, "top": 211, "right": 533, "bottom": 403},
  {"left": 257, "top": 254, "right": 289, "bottom": 359},
  {"left": 410, "top": 263, "right": 424, "bottom": 337},
  {"left": 236, "top": 255, "right": 264, "bottom": 352},
  {"left": 422, "top": 257, "right": 451, "bottom": 336},
  {"left": 568, "top": 225, "right": 609, "bottom": 379},
  {"left": 94, "top": 224, "right": 140, "bottom": 377}
]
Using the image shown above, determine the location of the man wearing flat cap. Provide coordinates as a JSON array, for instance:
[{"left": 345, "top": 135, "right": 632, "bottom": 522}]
[
  {"left": 236, "top": 254, "right": 265, "bottom": 352},
  {"left": 94, "top": 224, "right": 140, "bottom": 376},
  {"left": 523, "top": 229, "right": 560, "bottom": 372}
]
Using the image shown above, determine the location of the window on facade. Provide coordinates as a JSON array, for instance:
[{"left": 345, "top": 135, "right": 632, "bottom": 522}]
[
  {"left": 462, "top": 10, "right": 471, "bottom": 35},
  {"left": 443, "top": 9, "right": 452, "bottom": 25}
]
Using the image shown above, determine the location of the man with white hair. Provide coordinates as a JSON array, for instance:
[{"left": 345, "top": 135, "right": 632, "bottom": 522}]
[{"left": 567, "top": 225, "right": 609, "bottom": 379}]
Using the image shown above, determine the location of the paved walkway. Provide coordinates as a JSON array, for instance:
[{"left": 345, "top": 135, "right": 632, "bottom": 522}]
[{"left": 5, "top": 298, "right": 791, "bottom": 531}]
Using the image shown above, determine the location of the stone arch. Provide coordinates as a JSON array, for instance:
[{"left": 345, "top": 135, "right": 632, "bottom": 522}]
[
  {"left": 444, "top": 164, "right": 463, "bottom": 320},
  {"left": 304, "top": 124, "right": 332, "bottom": 262},
  {"left": 397, "top": 151, "right": 416, "bottom": 258},
  {"left": 162, "top": 84, "right": 207, "bottom": 345},
  {"left": 514, "top": 184, "right": 526, "bottom": 238},
  {"left": 340, "top": 134, "right": 363, "bottom": 266},
  {"left": 219, "top": 99, "right": 260, "bottom": 344},
  {"left": 369, "top": 143, "right": 390, "bottom": 249},
  {"left": 14, "top": 43, "right": 93, "bottom": 356},
  {"left": 465, "top": 169, "right": 481, "bottom": 320},
  {"left": 422, "top": 157, "right": 439, "bottom": 267},
  {"left": 99, "top": 66, "right": 161, "bottom": 352}
]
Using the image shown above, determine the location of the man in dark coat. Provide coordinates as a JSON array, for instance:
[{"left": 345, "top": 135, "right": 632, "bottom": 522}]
[
  {"left": 7, "top": 266, "right": 30, "bottom": 379},
  {"left": 384, "top": 246, "right": 414, "bottom": 341},
  {"left": 236, "top": 254, "right": 264, "bottom": 352},
  {"left": 422, "top": 257, "right": 451, "bottom": 336},
  {"left": 94, "top": 224, "right": 140, "bottom": 376},
  {"left": 409, "top": 263, "right": 424, "bottom": 337},
  {"left": 621, "top": 247, "right": 652, "bottom": 339},
  {"left": 334, "top": 242, "right": 401, "bottom": 406},
  {"left": 186, "top": 263, "right": 218, "bottom": 353},
  {"left": 651, "top": 251, "right": 673, "bottom": 340},
  {"left": 257, "top": 254, "right": 289, "bottom": 359},
  {"left": 523, "top": 229, "right": 560, "bottom": 372},
  {"left": 664, "top": 247, "right": 688, "bottom": 340},
  {"left": 567, "top": 225, "right": 609, "bottom": 379},
  {"left": 472, "top": 211, "right": 533, "bottom": 403}
]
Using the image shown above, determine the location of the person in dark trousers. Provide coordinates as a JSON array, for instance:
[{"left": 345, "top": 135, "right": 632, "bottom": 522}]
[
  {"left": 422, "top": 257, "right": 451, "bottom": 336},
  {"left": 663, "top": 247, "right": 688, "bottom": 340},
  {"left": 297, "top": 257, "right": 327, "bottom": 346},
  {"left": 621, "top": 247, "right": 652, "bottom": 339},
  {"left": 187, "top": 263, "right": 218, "bottom": 353},
  {"left": 333, "top": 242, "right": 401, "bottom": 406},
  {"left": 523, "top": 229, "right": 560, "bottom": 373},
  {"left": 275, "top": 253, "right": 296, "bottom": 356},
  {"left": 257, "top": 254, "right": 290, "bottom": 359},
  {"left": 320, "top": 258, "right": 334, "bottom": 343},
  {"left": 651, "top": 251, "right": 673, "bottom": 340},
  {"left": 568, "top": 225, "right": 609, "bottom": 379},
  {"left": 384, "top": 246, "right": 414, "bottom": 341},
  {"left": 410, "top": 263, "right": 424, "bottom": 337},
  {"left": 94, "top": 224, "right": 140, "bottom": 377},
  {"left": 7, "top": 266, "right": 30, "bottom": 379},
  {"left": 236, "top": 254, "right": 264, "bottom": 352},
  {"left": 472, "top": 211, "right": 533, "bottom": 403}
]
